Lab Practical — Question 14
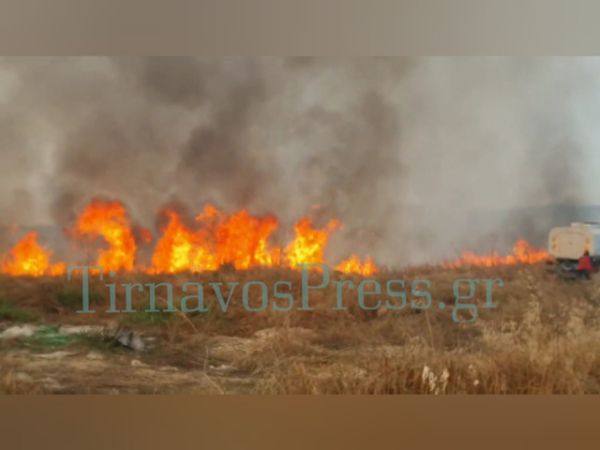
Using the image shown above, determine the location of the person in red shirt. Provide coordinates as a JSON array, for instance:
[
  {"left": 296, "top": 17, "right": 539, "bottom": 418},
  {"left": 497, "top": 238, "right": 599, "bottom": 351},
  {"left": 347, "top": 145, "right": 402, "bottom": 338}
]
[{"left": 576, "top": 250, "right": 594, "bottom": 279}]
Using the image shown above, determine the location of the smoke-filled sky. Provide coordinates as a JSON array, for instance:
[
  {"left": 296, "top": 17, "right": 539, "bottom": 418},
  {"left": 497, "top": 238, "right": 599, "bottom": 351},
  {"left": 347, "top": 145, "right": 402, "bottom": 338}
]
[{"left": 1, "top": 57, "right": 599, "bottom": 266}]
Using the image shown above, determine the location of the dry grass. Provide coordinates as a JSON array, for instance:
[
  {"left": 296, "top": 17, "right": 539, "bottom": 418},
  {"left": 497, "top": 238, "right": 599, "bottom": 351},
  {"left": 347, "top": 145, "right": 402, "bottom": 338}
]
[
  {"left": 0, "top": 367, "right": 46, "bottom": 394},
  {"left": 2, "top": 263, "right": 600, "bottom": 394}
]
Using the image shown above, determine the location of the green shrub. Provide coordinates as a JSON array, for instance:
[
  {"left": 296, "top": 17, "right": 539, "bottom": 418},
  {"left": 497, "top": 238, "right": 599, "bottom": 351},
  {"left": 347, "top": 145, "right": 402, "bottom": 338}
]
[
  {"left": 124, "top": 301, "right": 174, "bottom": 326},
  {"left": 0, "top": 297, "right": 37, "bottom": 322},
  {"left": 56, "top": 290, "right": 103, "bottom": 309}
]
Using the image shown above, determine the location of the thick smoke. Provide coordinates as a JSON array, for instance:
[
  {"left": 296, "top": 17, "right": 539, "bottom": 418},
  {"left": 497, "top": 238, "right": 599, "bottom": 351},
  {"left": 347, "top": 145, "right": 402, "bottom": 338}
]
[{"left": 0, "top": 57, "right": 598, "bottom": 267}]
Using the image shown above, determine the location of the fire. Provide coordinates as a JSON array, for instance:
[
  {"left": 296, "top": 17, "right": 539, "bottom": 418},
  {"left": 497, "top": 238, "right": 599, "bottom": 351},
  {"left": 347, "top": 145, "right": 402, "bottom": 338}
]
[
  {"left": 443, "top": 239, "right": 550, "bottom": 268},
  {"left": 152, "top": 210, "right": 342, "bottom": 274},
  {"left": 213, "top": 209, "right": 280, "bottom": 270},
  {"left": 0, "top": 198, "right": 554, "bottom": 278},
  {"left": 0, "top": 232, "right": 66, "bottom": 277},
  {"left": 336, "top": 255, "right": 379, "bottom": 276},
  {"left": 150, "top": 205, "right": 280, "bottom": 274},
  {"left": 284, "top": 217, "right": 339, "bottom": 269},
  {"left": 70, "top": 200, "right": 137, "bottom": 272},
  {"left": 150, "top": 209, "right": 218, "bottom": 274}
]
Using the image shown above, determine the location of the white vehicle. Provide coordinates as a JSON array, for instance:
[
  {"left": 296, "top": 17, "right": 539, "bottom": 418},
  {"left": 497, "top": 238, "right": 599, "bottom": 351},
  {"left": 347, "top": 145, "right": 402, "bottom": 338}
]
[{"left": 548, "top": 222, "right": 600, "bottom": 270}]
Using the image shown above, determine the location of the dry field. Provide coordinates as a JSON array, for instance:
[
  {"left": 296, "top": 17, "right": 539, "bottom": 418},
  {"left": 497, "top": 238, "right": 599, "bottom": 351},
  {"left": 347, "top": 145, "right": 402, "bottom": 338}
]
[{"left": 1, "top": 262, "right": 600, "bottom": 394}]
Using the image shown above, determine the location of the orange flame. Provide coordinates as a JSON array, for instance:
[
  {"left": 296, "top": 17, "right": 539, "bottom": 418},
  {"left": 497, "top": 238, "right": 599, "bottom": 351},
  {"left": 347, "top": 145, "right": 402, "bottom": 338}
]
[
  {"left": 213, "top": 209, "right": 280, "bottom": 270},
  {"left": 150, "top": 209, "right": 218, "bottom": 274},
  {"left": 284, "top": 217, "right": 339, "bottom": 269},
  {"left": 0, "top": 232, "right": 66, "bottom": 277},
  {"left": 71, "top": 200, "right": 137, "bottom": 272},
  {"left": 443, "top": 239, "right": 550, "bottom": 268},
  {"left": 336, "top": 255, "right": 379, "bottom": 276},
  {"left": 0, "top": 199, "right": 554, "bottom": 278},
  {"left": 150, "top": 205, "right": 281, "bottom": 273},
  {"left": 151, "top": 209, "right": 342, "bottom": 274}
]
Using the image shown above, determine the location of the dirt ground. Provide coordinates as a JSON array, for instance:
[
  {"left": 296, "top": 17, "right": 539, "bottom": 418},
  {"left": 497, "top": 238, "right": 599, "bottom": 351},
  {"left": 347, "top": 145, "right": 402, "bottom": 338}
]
[{"left": 0, "top": 324, "right": 280, "bottom": 394}]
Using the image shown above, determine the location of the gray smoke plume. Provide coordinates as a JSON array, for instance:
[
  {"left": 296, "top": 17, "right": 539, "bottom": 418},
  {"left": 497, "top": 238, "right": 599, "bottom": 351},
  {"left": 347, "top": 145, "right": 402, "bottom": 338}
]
[{"left": 0, "top": 57, "right": 598, "bottom": 267}]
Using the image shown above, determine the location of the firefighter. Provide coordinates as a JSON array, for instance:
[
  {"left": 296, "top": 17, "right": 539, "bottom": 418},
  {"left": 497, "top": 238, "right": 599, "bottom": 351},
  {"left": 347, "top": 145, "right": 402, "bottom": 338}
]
[{"left": 576, "top": 250, "right": 594, "bottom": 280}]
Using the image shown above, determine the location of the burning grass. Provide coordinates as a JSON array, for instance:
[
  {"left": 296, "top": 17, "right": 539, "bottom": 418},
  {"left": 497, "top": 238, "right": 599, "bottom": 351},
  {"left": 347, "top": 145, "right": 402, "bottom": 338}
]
[
  {"left": 0, "top": 199, "right": 552, "bottom": 282},
  {"left": 1, "top": 262, "right": 600, "bottom": 394}
]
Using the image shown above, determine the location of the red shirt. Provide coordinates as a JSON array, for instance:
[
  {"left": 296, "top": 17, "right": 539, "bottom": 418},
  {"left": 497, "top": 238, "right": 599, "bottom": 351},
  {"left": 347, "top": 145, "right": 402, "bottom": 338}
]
[{"left": 577, "top": 255, "right": 593, "bottom": 271}]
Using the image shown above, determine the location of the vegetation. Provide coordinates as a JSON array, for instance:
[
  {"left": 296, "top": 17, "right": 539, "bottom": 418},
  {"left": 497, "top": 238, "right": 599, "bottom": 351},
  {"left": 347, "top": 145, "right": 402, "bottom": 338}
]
[
  {"left": 2, "top": 263, "right": 600, "bottom": 394},
  {"left": 0, "top": 297, "right": 36, "bottom": 322}
]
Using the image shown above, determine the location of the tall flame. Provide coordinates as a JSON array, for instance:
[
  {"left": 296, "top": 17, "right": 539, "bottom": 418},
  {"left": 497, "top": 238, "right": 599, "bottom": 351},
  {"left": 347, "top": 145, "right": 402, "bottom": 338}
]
[
  {"left": 213, "top": 208, "right": 280, "bottom": 270},
  {"left": 150, "top": 209, "right": 218, "bottom": 274},
  {"left": 0, "top": 232, "right": 66, "bottom": 277},
  {"left": 284, "top": 217, "right": 339, "bottom": 269},
  {"left": 151, "top": 205, "right": 281, "bottom": 273},
  {"left": 71, "top": 200, "right": 137, "bottom": 272}
]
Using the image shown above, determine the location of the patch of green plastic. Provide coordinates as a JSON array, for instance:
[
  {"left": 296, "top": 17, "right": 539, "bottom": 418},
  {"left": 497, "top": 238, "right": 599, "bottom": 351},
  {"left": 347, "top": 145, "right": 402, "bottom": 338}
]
[{"left": 29, "top": 326, "right": 76, "bottom": 348}]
